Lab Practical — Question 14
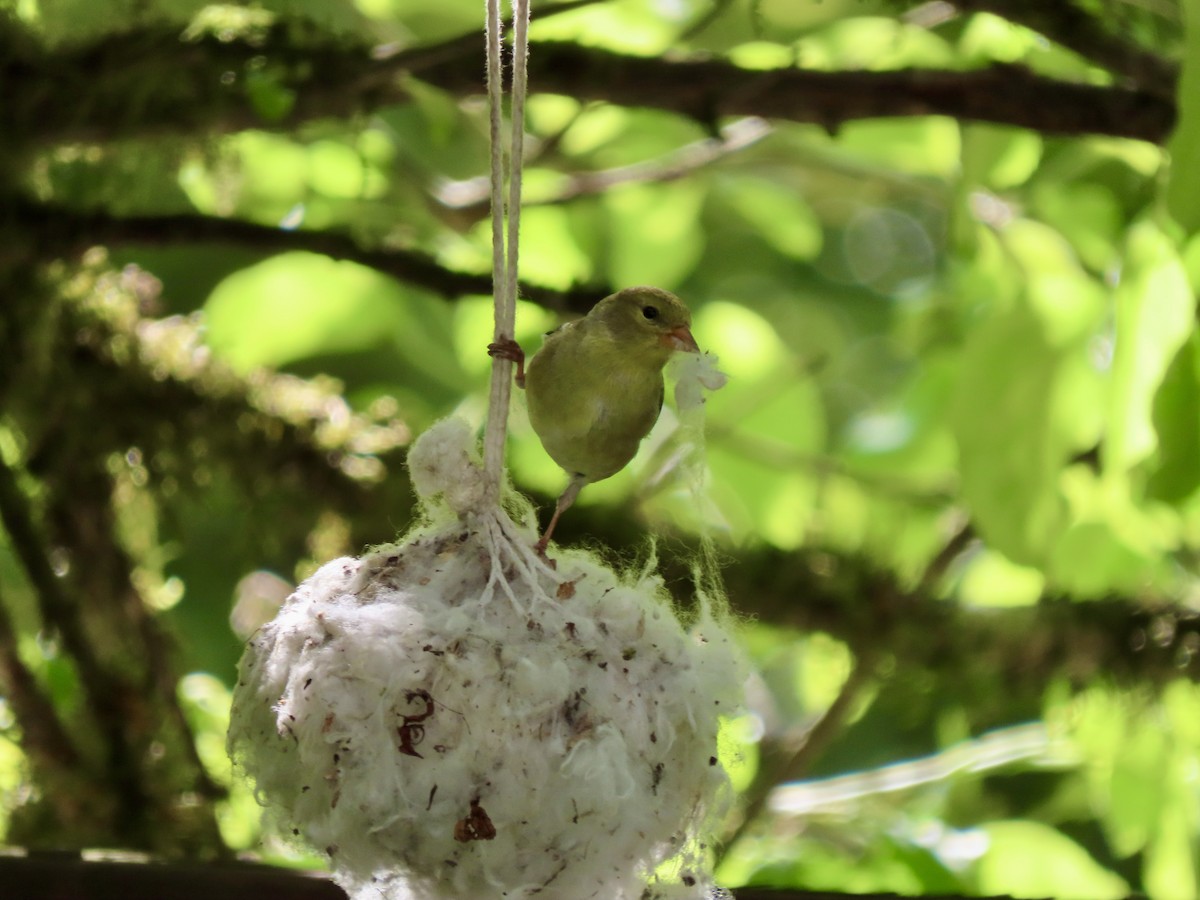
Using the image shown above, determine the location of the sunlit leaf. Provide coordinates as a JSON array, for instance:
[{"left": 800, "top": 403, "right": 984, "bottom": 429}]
[
  {"left": 958, "top": 12, "right": 1041, "bottom": 64},
  {"left": 511, "top": 205, "right": 595, "bottom": 288},
  {"left": 795, "top": 632, "right": 853, "bottom": 713},
  {"left": 797, "top": 17, "right": 955, "bottom": 71},
  {"left": 724, "top": 175, "right": 823, "bottom": 261},
  {"left": 1105, "top": 223, "right": 1196, "bottom": 474},
  {"left": 958, "top": 550, "right": 1045, "bottom": 607},
  {"left": 1106, "top": 722, "right": 1169, "bottom": 856},
  {"left": 1048, "top": 516, "right": 1161, "bottom": 597},
  {"left": 559, "top": 105, "right": 631, "bottom": 158},
  {"left": 605, "top": 181, "right": 706, "bottom": 288},
  {"left": 203, "top": 253, "right": 466, "bottom": 403},
  {"left": 694, "top": 301, "right": 826, "bottom": 546},
  {"left": 975, "top": 820, "right": 1129, "bottom": 899},
  {"left": 1145, "top": 795, "right": 1199, "bottom": 900},
  {"left": 728, "top": 41, "right": 795, "bottom": 70},
  {"left": 1032, "top": 182, "right": 1123, "bottom": 272},
  {"left": 307, "top": 139, "right": 380, "bottom": 200},
  {"left": 951, "top": 297, "right": 1101, "bottom": 565},
  {"left": 837, "top": 119, "right": 961, "bottom": 179},
  {"left": 1046, "top": 464, "right": 1179, "bottom": 595},
  {"left": 964, "top": 125, "right": 1043, "bottom": 190},
  {"left": 527, "top": 0, "right": 680, "bottom": 53},
  {"left": 205, "top": 252, "right": 405, "bottom": 371}
]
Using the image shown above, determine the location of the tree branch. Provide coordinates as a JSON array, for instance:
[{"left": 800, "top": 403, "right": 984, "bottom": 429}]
[
  {"left": 420, "top": 43, "right": 1175, "bottom": 142},
  {"left": 9, "top": 198, "right": 607, "bottom": 315},
  {"left": 2, "top": 28, "right": 1176, "bottom": 150},
  {"left": 0, "top": 854, "right": 1037, "bottom": 900},
  {"left": 547, "top": 501, "right": 1200, "bottom": 693}
]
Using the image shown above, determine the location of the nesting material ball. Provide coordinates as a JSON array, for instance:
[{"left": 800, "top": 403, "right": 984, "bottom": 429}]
[{"left": 228, "top": 418, "right": 742, "bottom": 900}]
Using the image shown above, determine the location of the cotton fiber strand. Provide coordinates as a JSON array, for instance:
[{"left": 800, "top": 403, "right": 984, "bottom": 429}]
[{"left": 228, "top": 416, "right": 742, "bottom": 900}]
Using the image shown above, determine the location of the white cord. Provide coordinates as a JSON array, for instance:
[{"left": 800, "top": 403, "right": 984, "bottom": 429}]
[
  {"left": 482, "top": 0, "right": 532, "bottom": 501},
  {"left": 503, "top": 0, "right": 531, "bottom": 330}
]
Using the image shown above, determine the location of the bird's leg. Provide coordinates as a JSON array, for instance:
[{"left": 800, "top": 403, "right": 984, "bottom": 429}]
[
  {"left": 486, "top": 337, "right": 527, "bottom": 389},
  {"left": 535, "top": 475, "right": 585, "bottom": 555}
]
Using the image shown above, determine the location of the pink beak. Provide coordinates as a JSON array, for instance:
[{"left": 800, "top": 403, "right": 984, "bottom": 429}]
[{"left": 663, "top": 325, "right": 700, "bottom": 353}]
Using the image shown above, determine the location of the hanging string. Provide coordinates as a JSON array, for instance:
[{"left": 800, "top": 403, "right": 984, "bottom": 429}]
[
  {"left": 503, "top": 0, "right": 531, "bottom": 328},
  {"left": 482, "top": 0, "right": 532, "bottom": 501}
]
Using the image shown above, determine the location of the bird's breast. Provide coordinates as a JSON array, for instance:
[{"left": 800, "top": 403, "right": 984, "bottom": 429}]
[{"left": 526, "top": 349, "right": 663, "bottom": 483}]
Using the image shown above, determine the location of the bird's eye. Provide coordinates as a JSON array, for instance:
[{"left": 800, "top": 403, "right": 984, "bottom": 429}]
[{"left": 642, "top": 305, "right": 659, "bottom": 320}]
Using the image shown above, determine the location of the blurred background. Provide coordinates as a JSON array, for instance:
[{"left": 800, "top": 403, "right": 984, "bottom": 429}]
[{"left": 1, "top": 0, "right": 1199, "bottom": 897}]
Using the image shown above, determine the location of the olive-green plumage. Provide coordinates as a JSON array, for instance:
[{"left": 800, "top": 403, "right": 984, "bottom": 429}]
[
  {"left": 489, "top": 285, "right": 700, "bottom": 551},
  {"left": 527, "top": 286, "right": 697, "bottom": 481}
]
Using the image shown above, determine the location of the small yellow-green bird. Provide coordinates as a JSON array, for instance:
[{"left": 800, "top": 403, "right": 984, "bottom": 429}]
[{"left": 488, "top": 286, "right": 700, "bottom": 553}]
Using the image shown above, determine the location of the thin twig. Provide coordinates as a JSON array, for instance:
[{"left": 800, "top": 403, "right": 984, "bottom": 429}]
[
  {"left": 720, "top": 648, "right": 880, "bottom": 858},
  {"left": 0, "top": 581, "right": 82, "bottom": 772},
  {"left": 917, "top": 520, "right": 976, "bottom": 594},
  {"left": 434, "top": 117, "right": 773, "bottom": 216},
  {"left": 0, "top": 455, "right": 149, "bottom": 830}
]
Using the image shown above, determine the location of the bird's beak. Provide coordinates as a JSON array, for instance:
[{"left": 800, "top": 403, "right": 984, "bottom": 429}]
[{"left": 663, "top": 325, "right": 700, "bottom": 353}]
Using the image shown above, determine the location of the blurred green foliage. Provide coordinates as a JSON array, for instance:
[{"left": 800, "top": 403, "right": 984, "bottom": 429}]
[{"left": 2, "top": 0, "right": 1200, "bottom": 896}]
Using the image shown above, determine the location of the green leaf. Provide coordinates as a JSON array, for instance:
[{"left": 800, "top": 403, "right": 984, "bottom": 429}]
[
  {"left": 307, "top": 139, "right": 378, "bottom": 200},
  {"left": 1048, "top": 515, "right": 1159, "bottom": 597},
  {"left": 958, "top": 550, "right": 1045, "bottom": 607},
  {"left": 951, "top": 219, "right": 1108, "bottom": 565},
  {"left": 1146, "top": 333, "right": 1200, "bottom": 503},
  {"left": 724, "top": 175, "right": 822, "bottom": 260},
  {"left": 203, "top": 252, "right": 466, "bottom": 400},
  {"left": 511, "top": 205, "right": 594, "bottom": 288},
  {"left": 693, "top": 301, "right": 826, "bottom": 547},
  {"left": 605, "top": 181, "right": 706, "bottom": 289},
  {"left": 1032, "top": 182, "right": 1123, "bottom": 272},
  {"left": 526, "top": 0, "right": 678, "bottom": 53},
  {"left": 951, "top": 300, "right": 1100, "bottom": 565},
  {"left": 204, "top": 252, "right": 406, "bottom": 372},
  {"left": 837, "top": 119, "right": 961, "bottom": 179},
  {"left": 244, "top": 69, "right": 296, "bottom": 123},
  {"left": 961, "top": 124, "right": 1042, "bottom": 191},
  {"left": 797, "top": 17, "right": 955, "bottom": 71},
  {"left": 1105, "top": 724, "right": 1169, "bottom": 856},
  {"left": 1145, "top": 794, "right": 1199, "bottom": 900},
  {"left": 975, "top": 821, "right": 1128, "bottom": 899},
  {"left": 1166, "top": 0, "right": 1200, "bottom": 233},
  {"left": 1105, "top": 223, "right": 1196, "bottom": 474}
]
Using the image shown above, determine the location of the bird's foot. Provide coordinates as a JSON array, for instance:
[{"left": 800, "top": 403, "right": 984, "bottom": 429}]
[
  {"left": 533, "top": 537, "right": 557, "bottom": 569},
  {"left": 487, "top": 337, "right": 526, "bottom": 388}
]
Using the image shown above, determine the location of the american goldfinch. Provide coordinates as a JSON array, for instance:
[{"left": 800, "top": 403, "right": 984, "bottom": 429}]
[{"left": 488, "top": 286, "right": 700, "bottom": 552}]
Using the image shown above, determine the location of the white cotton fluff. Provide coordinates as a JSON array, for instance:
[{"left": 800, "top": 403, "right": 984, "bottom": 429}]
[
  {"left": 672, "top": 351, "right": 728, "bottom": 414},
  {"left": 227, "top": 416, "right": 742, "bottom": 900}
]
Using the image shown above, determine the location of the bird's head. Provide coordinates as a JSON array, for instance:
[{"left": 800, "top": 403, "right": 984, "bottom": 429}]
[{"left": 593, "top": 286, "right": 699, "bottom": 364}]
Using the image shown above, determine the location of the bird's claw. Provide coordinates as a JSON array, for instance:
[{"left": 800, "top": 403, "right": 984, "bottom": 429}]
[{"left": 487, "top": 337, "right": 526, "bottom": 388}]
